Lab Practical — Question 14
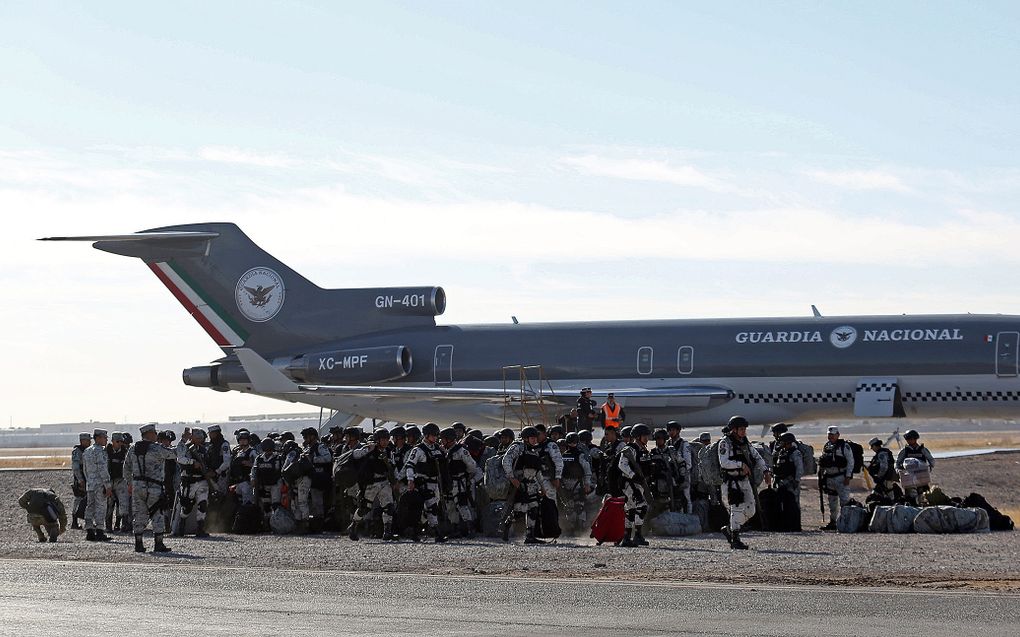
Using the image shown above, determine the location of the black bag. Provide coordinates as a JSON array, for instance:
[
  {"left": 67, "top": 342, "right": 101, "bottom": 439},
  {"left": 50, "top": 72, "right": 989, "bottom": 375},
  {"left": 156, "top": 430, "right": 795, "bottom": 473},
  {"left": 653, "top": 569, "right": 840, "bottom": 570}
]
[
  {"left": 962, "top": 492, "right": 1015, "bottom": 531},
  {"left": 775, "top": 486, "right": 801, "bottom": 532},
  {"left": 231, "top": 503, "right": 263, "bottom": 534},
  {"left": 394, "top": 489, "right": 425, "bottom": 536},
  {"left": 754, "top": 488, "right": 780, "bottom": 531},
  {"left": 846, "top": 440, "right": 865, "bottom": 474},
  {"left": 534, "top": 496, "right": 561, "bottom": 539},
  {"left": 333, "top": 449, "right": 362, "bottom": 491},
  {"left": 708, "top": 503, "right": 729, "bottom": 531}
]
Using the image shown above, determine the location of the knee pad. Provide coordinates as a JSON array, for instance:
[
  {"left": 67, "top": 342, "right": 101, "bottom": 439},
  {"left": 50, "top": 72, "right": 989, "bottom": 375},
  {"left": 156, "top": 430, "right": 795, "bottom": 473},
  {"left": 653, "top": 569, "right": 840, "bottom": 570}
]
[
  {"left": 180, "top": 497, "right": 195, "bottom": 515},
  {"left": 456, "top": 492, "right": 471, "bottom": 507},
  {"left": 197, "top": 500, "right": 208, "bottom": 514}
]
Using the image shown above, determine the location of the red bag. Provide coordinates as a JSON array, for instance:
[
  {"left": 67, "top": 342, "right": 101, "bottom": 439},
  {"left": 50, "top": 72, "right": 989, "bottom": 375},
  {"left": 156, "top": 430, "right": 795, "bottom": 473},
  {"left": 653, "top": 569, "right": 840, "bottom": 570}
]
[{"left": 590, "top": 496, "right": 626, "bottom": 545}]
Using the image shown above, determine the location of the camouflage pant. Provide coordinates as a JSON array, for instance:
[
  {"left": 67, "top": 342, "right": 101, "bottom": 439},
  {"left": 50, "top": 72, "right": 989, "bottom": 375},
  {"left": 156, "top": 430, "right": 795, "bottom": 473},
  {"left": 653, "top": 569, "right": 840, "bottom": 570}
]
[
  {"left": 178, "top": 479, "right": 210, "bottom": 525},
  {"left": 354, "top": 481, "right": 395, "bottom": 525},
  {"left": 294, "top": 476, "right": 324, "bottom": 521},
  {"left": 539, "top": 475, "right": 558, "bottom": 500},
  {"left": 131, "top": 483, "right": 167, "bottom": 534},
  {"left": 417, "top": 481, "right": 442, "bottom": 530},
  {"left": 27, "top": 513, "right": 60, "bottom": 539},
  {"left": 445, "top": 477, "right": 474, "bottom": 525},
  {"left": 234, "top": 481, "right": 255, "bottom": 505},
  {"left": 559, "top": 478, "right": 587, "bottom": 528},
  {"left": 622, "top": 480, "right": 648, "bottom": 529},
  {"left": 822, "top": 474, "right": 851, "bottom": 524},
  {"left": 107, "top": 478, "right": 131, "bottom": 527},
  {"left": 256, "top": 482, "right": 282, "bottom": 515},
  {"left": 723, "top": 477, "right": 756, "bottom": 531},
  {"left": 84, "top": 487, "right": 107, "bottom": 530},
  {"left": 510, "top": 477, "right": 541, "bottom": 533}
]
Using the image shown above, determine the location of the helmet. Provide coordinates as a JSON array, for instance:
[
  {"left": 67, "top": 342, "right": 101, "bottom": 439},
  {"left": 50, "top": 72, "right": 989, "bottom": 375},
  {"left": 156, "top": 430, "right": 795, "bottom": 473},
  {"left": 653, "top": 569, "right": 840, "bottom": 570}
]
[
  {"left": 422, "top": 422, "right": 441, "bottom": 437},
  {"left": 653, "top": 428, "right": 668, "bottom": 440},
  {"left": 770, "top": 423, "right": 789, "bottom": 435},
  {"left": 727, "top": 416, "right": 749, "bottom": 430},
  {"left": 483, "top": 435, "right": 498, "bottom": 448},
  {"left": 565, "top": 432, "right": 579, "bottom": 445},
  {"left": 373, "top": 429, "right": 391, "bottom": 443},
  {"left": 191, "top": 428, "right": 207, "bottom": 440},
  {"left": 280, "top": 431, "right": 295, "bottom": 442},
  {"left": 344, "top": 426, "right": 361, "bottom": 437},
  {"left": 904, "top": 429, "right": 920, "bottom": 440},
  {"left": 300, "top": 427, "right": 319, "bottom": 438},
  {"left": 249, "top": 433, "right": 261, "bottom": 446},
  {"left": 390, "top": 426, "right": 406, "bottom": 438},
  {"left": 620, "top": 426, "right": 632, "bottom": 438},
  {"left": 578, "top": 430, "right": 593, "bottom": 444},
  {"left": 404, "top": 425, "right": 421, "bottom": 439},
  {"left": 468, "top": 429, "right": 484, "bottom": 440},
  {"left": 451, "top": 421, "right": 466, "bottom": 431},
  {"left": 534, "top": 424, "right": 547, "bottom": 433},
  {"left": 521, "top": 426, "right": 539, "bottom": 439},
  {"left": 868, "top": 437, "right": 883, "bottom": 447},
  {"left": 549, "top": 425, "right": 565, "bottom": 437},
  {"left": 498, "top": 427, "right": 515, "bottom": 439},
  {"left": 779, "top": 432, "right": 797, "bottom": 445},
  {"left": 631, "top": 424, "right": 651, "bottom": 438},
  {"left": 123, "top": 432, "right": 133, "bottom": 444},
  {"left": 260, "top": 439, "right": 276, "bottom": 452},
  {"left": 439, "top": 427, "right": 457, "bottom": 440},
  {"left": 666, "top": 420, "right": 681, "bottom": 431},
  {"left": 465, "top": 437, "right": 483, "bottom": 453}
]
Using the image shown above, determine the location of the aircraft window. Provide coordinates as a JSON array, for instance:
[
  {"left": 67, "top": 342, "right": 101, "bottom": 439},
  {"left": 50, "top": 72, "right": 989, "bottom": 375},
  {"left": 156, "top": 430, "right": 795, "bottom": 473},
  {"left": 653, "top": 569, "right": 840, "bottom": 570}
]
[
  {"left": 678, "top": 346, "right": 694, "bottom": 374},
  {"left": 637, "top": 346, "right": 653, "bottom": 375}
]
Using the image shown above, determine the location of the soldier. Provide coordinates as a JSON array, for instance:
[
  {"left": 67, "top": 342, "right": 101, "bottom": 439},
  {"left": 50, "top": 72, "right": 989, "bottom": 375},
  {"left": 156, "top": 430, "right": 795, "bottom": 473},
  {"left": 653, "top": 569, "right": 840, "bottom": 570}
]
[
  {"left": 576, "top": 388, "right": 598, "bottom": 432},
  {"left": 389, "top": 426, "right": 409, "bottom": 497},
  {"left": 618, "top": 423, "right": 652, "bottom": 547},
  {"left": 771, "top": 432, "right": 804, "bottom": 502},
  {"left": 896, "top": 429, "right": 935, "bottom": 504},
  {"left": 500, "top": 427, "right": 544, "bottom": 544},
  {"left": 451, "top": 421, "right": 467, "bottom": 442},
  {"left": 496, "top": 427, "right": 516, "bottom": 453},
  {"left": 230, "top": 430, "right": 258, "bottom": 505},
  {"left": 105, "top": 432, "right": 130, "bottom": 532},
  {"left": 559, "top": 432, "right": 593, "bottom": 530},
  {"left": 868, "top": 437, "right": 901, "bottom": 503},
  {"left": 768, "top": 423, "right": 789, "bottom": 455},
  {"left": 251, "top": 438, "right": 285, "bottom": 526},
  {"left": 534, "top": 425, "right": 564, "bottom": 500},
  {"left": 818, "top": 425, "right": 854, "bottom": 531},
  {"left": 649, "top": 429, "right": 683, "bottom": 512},
  {"left": 82, "top": 428, "right": 112, "bottom": 542},
  {"left": 665, "top": 421, "right": 693, "bottom": 512},
  {"left": 439, "top": 427, "right": 478, "bottom": 538},
  {"left": 175, "top": 427, "right": 212, "bottom": 537},
  {"left": 70, "top": 432, "right": 90, "bottom": 529},
  {"left": 124, "top": 423, "right": 178, "bottom": 552},
  {"left": 157, "top": 429, "right": 177, "bottom": 534},
  {"left": 294, "top": 427, "right": 332, "bottom": 533},
  {"left": 205, "top": 425, "right": 233, "bottom": 496},
  {"left": 404, "top": 424, "right": 422, "bottom": 449},
  {"left": 698, "top": 432, "right": 711, "bottom": 446},
  {"left": 18, "top": 488, "right": 66, "bottom": 543},
  {"left": 718, "top": 416, "right": 771, "bottom": 550},
  {"left": 348, "top": 428, "right": 397, "bottom": 541},
  {"left": 404, "top": 422, "right": 447, "bottom": 542}
]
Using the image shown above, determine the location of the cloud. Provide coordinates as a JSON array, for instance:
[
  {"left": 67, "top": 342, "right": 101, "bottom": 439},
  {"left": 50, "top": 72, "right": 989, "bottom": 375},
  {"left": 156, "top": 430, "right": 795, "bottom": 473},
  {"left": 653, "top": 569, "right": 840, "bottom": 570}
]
[
  {"left": 558, "top": 154, "right": 731, "bottom": 191},
  {"left": 803, "top": 168, "right": 910, "bottom": 192},
  {"left": 197, "top": 146, "right": 300, "bottom": 168}
]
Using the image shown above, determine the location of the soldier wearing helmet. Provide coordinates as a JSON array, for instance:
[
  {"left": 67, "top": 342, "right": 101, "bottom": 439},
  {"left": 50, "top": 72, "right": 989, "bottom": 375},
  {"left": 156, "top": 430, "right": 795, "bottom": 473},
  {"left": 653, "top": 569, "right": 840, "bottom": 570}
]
[
  {"left": 663, "top": 421, "right": 693, "bottom": 513},
  {"left": 559, "top": 432, "right": 593, "bottom": 531},
  {"left": 500, "top": 426, "right": 545, "bottom": 544},
  {"left": 648, "top": 428, "right": 685, "bottom": 513},
  {"left": 896, "top": 430, "right": 935, "bottom": 505},
  {"left": 496, "top": 428, "right": 516, "bottom": 453},
  {"left": 388, "top": 426, "right": 409, "bottom": 496},
  {"left": 348, "top": 429, "right": 397, "bottom": 541},
  {"left": 173, "top": 427, "right": 212, "bottom": 538},
  {"left": 533, "top": 425, "right": 564, "bottom": 501},
  {"left": 229, "top": 429, "right": 257, "bottom": 507},
  {"left": 867, "top": 436, "right": 901, "bottom": 504},
  {"left": 404, "top": 422, "right": 447, "bottom": 542},
  {"left": 718, "top": 416, "right": 771, "bottom": 549},
  {"left": 438, "top": 427, "right": 477, "bottom": 538},
  {"left": 771, "top": 431, "right": 804, "bottom": 531},
  {"left": 818, "top": 425, "right": 853, "bottom": 531},
  {"left": 617, "top": 423, "right": 652, "bottom": 546}
]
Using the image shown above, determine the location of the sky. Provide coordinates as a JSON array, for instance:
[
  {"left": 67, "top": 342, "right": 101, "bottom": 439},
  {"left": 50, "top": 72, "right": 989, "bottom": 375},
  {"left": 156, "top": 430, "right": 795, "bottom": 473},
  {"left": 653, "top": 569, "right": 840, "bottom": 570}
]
[{"left": 2, "top": 1, "right": 1020, "bottom": 427}]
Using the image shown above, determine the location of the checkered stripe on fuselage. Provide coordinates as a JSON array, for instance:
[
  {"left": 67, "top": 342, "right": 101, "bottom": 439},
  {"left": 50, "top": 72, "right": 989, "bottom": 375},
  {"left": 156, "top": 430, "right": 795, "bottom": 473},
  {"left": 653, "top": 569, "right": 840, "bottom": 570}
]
[{"left": 738, "top": 392, "right": 854, "bottom": 404}]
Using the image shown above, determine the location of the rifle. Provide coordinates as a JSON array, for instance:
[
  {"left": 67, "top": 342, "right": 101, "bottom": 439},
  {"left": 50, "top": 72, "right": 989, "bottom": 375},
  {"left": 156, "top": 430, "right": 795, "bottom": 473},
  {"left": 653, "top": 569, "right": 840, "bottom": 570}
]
[{"left": 818, "top": 470, "right": 825, "bottom": 520}]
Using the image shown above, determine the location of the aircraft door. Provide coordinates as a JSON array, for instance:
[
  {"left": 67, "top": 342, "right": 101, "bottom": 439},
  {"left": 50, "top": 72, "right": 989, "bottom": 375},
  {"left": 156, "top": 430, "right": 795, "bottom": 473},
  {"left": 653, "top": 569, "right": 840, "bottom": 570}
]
[
  {"left": 995, "top": 332, "right": 1018, "bottom": 377},
  {"left": 434, "top": 344, "right": 453, "bottom": 386}
]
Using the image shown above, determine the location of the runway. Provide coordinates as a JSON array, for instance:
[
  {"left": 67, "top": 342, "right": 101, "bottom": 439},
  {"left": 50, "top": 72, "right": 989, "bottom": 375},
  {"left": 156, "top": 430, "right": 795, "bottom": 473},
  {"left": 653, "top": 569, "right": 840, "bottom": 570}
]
[{"left": 0, "top": 558, "right": 1017, "bottom": 636}]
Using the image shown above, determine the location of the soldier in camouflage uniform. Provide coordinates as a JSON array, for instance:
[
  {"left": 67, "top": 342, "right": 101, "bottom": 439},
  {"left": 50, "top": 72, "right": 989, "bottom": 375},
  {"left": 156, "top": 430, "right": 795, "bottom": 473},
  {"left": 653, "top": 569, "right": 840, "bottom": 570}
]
[
  {"left": 105, "top": 432, "right": 131, "bottom": 532},
  {"left": 251, "top": 438, "right": 285, "bottom": 525},
  {"left": 558, "top": 432, "right": 593, "bottom": 530},
  {"left": 618, "top": 424, "right": 653, "bottom": 547},
  {"left": 405, "top": 422, "right": 447, "bottom": 542},
  {"left": 439, "top": 427, "right": 478, "bottom": 538},
  {"left": 500, "top": 427, "right": 544, "bottom": 544},
  {"left": 175, "top": 427, "right": 212, "bottom": 537},
  {"left": 124, "top": 423, "right": 178, "bottom": 552},
  {"left": 70, "top": 432, "right": 90, "bottom": 529},
  {"left": 82, "top": 428, "right": 112, "bottom": 542},
  {"left": 348, "top": 428, "right": 397, "bottom": 541},
  {"left": 18, "top": 488, "right": 66, "bottom": 543}
]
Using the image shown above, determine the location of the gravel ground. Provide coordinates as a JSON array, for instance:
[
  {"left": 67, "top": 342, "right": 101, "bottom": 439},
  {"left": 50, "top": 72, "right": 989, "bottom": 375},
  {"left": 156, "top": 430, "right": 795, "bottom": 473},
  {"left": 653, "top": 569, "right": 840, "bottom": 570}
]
[{"left": 3, "top": 457, "right": 1018, "bottom": 591}]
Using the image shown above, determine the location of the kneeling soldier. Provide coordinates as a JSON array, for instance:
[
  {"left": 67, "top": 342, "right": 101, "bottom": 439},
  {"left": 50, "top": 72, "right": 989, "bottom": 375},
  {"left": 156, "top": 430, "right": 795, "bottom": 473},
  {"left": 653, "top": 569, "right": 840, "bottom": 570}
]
[{"left": 18, "top": 488, "right": 66, "bottom": 543}]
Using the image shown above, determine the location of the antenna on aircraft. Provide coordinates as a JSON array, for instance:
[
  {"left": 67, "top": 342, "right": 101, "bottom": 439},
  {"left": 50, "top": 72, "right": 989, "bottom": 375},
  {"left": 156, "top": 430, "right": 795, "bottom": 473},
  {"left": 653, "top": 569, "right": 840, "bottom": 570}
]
[
  {"left": 512, "top": 316, "right": 519, "bottom": 324},
  {"left": 811, "top": 305, "right": 823, "bottom": 318}
]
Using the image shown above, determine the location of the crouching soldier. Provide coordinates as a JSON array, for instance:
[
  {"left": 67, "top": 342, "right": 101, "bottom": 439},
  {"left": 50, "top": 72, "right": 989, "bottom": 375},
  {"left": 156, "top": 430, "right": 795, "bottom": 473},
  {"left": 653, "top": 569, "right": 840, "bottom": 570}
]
[
  {"left": 868, "top": 437, "right": 901, "bottom": 503},
  {"left": 559, "top": 433, "right": 593, "bottom": 530},
  {"left": 349, "top": 429, "right": 397, "bottom": 541},
  {"left": 18, "top": 488, "right": 66, "bottom": 543},
  {"left": 719, "top": 416, "right": 771, "bottom": 550},
  {"left": 251, "top": 438, "right": 285, "bottom": 526},
  {"left": 440, "top": 427, "right": 478, "bottom": 538},
  {"left": 501, "top": 427, "right": 544, "bottom": 544},
  {"left": 125, "top": 423, "right": 178, "bottom": 552},
  {"left": 618, "top": 424, "right": 652, "bottom": 547},
  {"left": 83, "top": 428, "right": 112, "bottom": 542}
]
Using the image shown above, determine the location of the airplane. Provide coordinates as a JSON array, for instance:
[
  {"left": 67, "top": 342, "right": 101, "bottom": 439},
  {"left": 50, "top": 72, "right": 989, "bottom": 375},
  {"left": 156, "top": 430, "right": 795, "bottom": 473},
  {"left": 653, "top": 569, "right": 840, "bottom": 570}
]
[{"left": 42, "top": 222, "right": 1020, "bottom": 430}]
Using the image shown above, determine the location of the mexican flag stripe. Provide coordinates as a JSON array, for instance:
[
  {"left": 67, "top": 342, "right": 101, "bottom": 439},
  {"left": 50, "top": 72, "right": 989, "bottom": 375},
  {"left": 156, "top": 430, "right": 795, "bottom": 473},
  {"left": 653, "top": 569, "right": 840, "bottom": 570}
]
[{"left": 148, "top": 262, "right": 247, "bottom": 347}]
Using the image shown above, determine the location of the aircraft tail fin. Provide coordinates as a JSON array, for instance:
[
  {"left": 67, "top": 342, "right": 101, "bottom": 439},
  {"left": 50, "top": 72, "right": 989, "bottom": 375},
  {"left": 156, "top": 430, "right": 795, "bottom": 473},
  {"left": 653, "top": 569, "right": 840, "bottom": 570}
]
[{"left": 41, "top": 223, "right": 444, "bottom": 354}]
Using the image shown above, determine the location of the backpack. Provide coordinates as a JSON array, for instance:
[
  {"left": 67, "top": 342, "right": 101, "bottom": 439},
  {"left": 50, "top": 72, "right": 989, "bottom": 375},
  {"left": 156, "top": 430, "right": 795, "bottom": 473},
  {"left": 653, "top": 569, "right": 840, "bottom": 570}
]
[
  {"left": 845, "top": 440, "right": 865, "bottom": 474},
  {"left": 698, "top": 441, "right": 723, "bottom": 487},
  {"left": 332, "top": 449, "right": 363, "bottom": 492},
  {"left": 231, "top": 503, "right": 263, "bottom": 534},
  {"left": 534, "top": 497, "right": 561, "bottom": 539},
  {"left": 796, "top": 442, "right": 817, "bottom": 475},
  {"left": 269, "top": 507, "right": 296, "bottom": 535},
  {"left": 484, "top": 454, "right": 510, "bottom": 500},
  {"left": 836, "top": 504, "right": 868, "bottom": 533},
  {"left": 962, "top": 492, "right": 1015, "bottom": 531}
]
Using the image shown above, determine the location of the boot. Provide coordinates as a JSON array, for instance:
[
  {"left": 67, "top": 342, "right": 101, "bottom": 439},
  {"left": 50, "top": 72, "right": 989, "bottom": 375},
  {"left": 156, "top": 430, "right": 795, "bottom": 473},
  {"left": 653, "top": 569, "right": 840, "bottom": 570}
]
[
  {"left": 382, "top": 523, "right": 395, "bottom": 541},
  {"left": 348, "top": 520, "right": 360, "bottom": 541},
  {"left": 195, "top": 521, "right": 209, "bottom": 538},
  {"left": 459, "top": 520, "right": 474, "bottom": 539},
  {"left": 730, "top": 530, "right": 748, "bottom": 550},
  {"left": 720, "top": 526, "right": 732, "bottom": 542},
  {"left": 619, "top": 529, "right": 634, "bottom": 547},
  {"left": 153, "top": 534, "right": 171, "bottom": 553},
  {"left": 71, "top": 516, "right": 81, "bottom": 530},
  {"left": 633, "top": 526, "right": 649, "bottom": 546},
  {"left": 85, "top": 529, "right": 96, "bottom": 541},
  {"left": 35, "top": 528, "right": 46, "bottom": 543},
  {"left": 134, "top": 534, "right": 146, "bottom": 553},
  {"left": 820, "top": 521, "right": 837, "bottom": 531},
  {"left": 524, "top": 530, "right": 545, "bottom": 544},
  {"left": 117, "top": 516, "right": 126, "bottom": 532},
  {"left": 94, "top": 530, "right": 111, "bottom": 542},
  {"left": 433, "top": 526, "right": 447, "bottom": 543},
  {"left": 500, "top": 516, "right": 513, "bottom": 543},
  {"left": 48, "top": 533, "right": 58, "bottom": 543},
  {"left": 295, "top": 520, "right": 309, "bottom": 535}
]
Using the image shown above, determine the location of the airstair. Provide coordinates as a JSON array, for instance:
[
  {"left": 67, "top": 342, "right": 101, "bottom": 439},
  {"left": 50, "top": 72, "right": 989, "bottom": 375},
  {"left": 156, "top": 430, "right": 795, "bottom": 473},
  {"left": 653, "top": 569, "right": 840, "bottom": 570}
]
[{"left": 501, "top": 364, "right": 559, "bottom": 429}]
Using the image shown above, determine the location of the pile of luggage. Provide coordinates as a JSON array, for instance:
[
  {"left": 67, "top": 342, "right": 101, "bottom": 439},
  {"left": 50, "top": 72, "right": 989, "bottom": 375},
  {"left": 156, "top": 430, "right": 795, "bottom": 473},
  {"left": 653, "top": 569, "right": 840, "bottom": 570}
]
[{"left": 836, "top": 490, "right": 1014, "bottom": 534}]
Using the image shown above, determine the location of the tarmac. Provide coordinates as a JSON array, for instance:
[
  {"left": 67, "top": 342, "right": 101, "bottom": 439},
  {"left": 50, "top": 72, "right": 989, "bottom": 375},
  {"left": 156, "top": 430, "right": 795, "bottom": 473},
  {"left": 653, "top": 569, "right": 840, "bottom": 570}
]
[{"left": 1, "top": 557, "right": 1018, "bottom": 637}]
